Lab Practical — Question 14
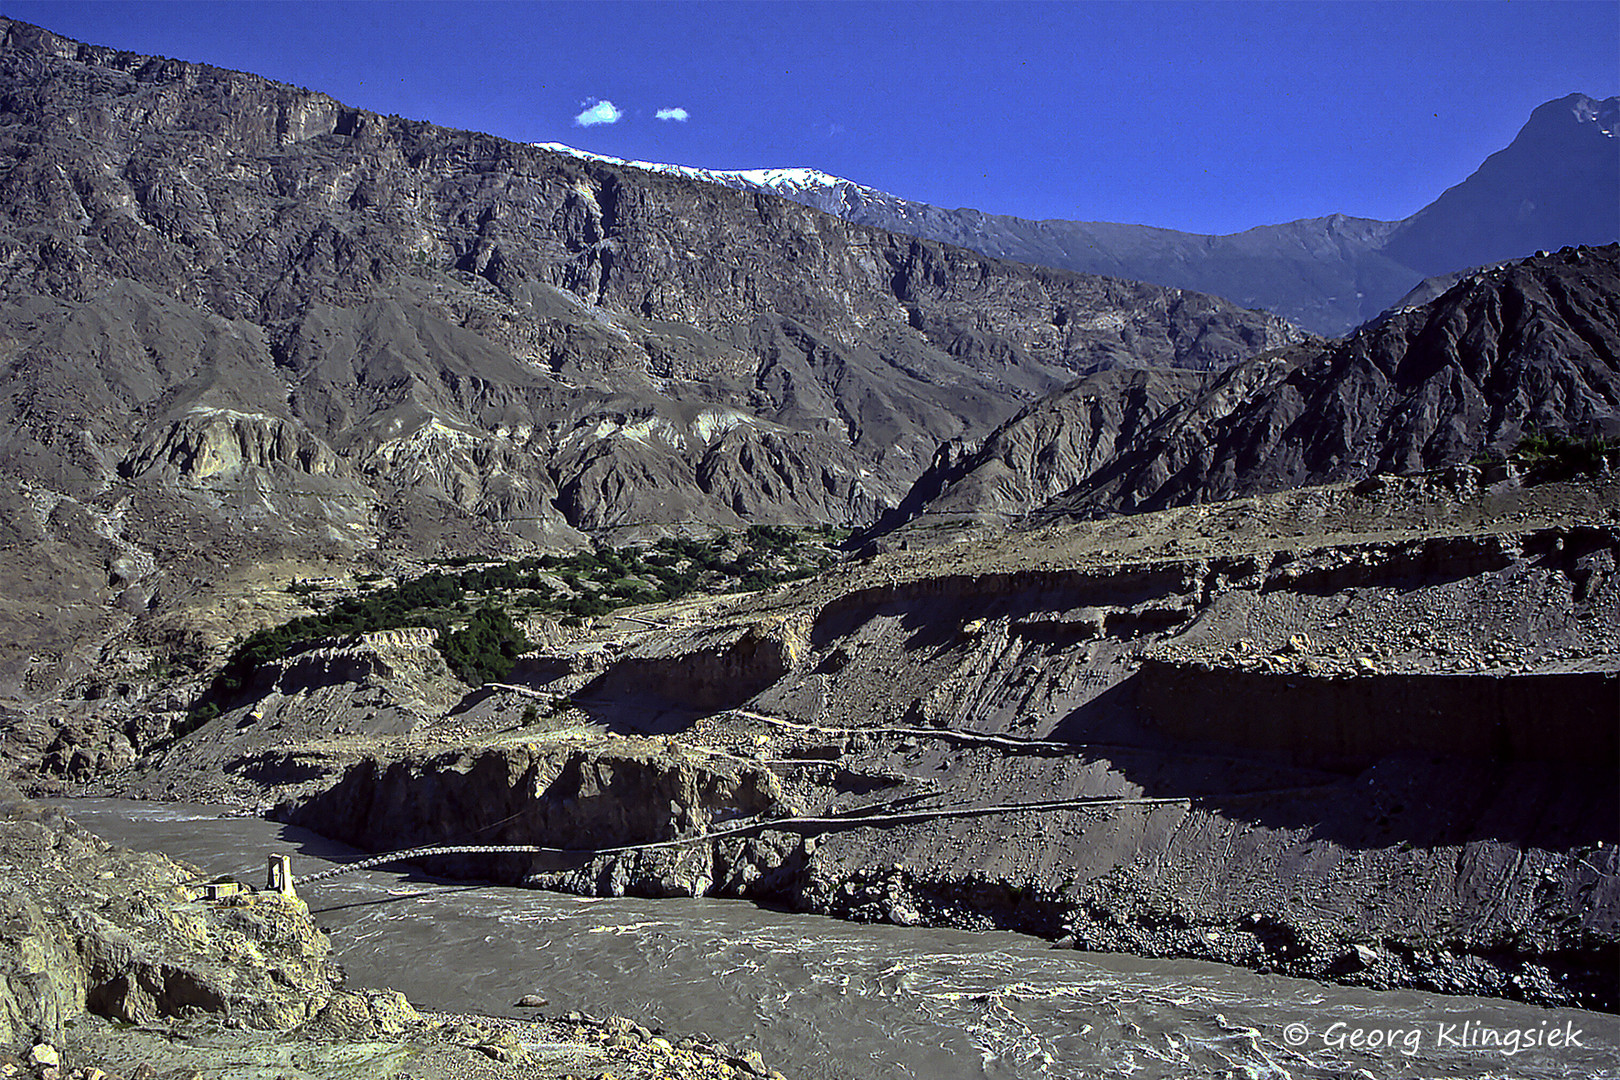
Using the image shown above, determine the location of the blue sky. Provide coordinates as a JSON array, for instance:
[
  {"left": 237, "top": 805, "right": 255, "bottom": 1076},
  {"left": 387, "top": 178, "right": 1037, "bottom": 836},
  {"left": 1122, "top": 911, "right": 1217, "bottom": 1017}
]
[{"left": 6, "top": 1, "right": 1617, "bottom": 234}]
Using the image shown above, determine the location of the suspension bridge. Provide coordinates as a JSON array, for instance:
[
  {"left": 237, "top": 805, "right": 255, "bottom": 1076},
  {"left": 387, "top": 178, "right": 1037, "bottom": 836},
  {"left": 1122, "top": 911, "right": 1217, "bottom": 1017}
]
[{"left": 251, "top": 790, "right": 1207, "bottom": 895}]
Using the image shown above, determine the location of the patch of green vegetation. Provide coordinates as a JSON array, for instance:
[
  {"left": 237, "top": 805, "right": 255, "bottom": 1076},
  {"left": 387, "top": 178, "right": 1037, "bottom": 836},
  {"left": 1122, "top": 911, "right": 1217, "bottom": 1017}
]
[
  {"left": 1512, "top": 430, "right": 1618, "bottom": 482},
  {"left": 178, "top": 699, "right": 220, "bottom": 735},
  {"left": 437, "top": 606, "right": 532, "bottom": 685},
  {"left": 745, "top": 523, "right": 798, "bottom": 550},
  {"left": 188, "top": 526, "right": 846, "bottom": 717}
]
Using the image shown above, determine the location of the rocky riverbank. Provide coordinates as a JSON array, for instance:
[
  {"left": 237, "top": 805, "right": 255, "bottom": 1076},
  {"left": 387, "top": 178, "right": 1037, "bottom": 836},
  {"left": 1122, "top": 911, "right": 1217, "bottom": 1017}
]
[
  {"left": 0, "top": 784, "right": 789, "bottom": 1078},
  {"left": 277, "top": 721, "right": 1615, "bottom": 1011}
]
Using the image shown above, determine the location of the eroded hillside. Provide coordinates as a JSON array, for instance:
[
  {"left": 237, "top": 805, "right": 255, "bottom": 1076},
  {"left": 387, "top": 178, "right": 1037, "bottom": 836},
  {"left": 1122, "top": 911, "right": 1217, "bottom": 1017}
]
[{"left": 56, "top": 469, "right": 1619, "bottom": 1010}]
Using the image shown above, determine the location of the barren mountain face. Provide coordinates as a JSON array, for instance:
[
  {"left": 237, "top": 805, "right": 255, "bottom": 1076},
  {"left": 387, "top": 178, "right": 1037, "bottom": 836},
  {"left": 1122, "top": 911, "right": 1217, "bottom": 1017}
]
[
  {"left": 0, "top": 17, "right": 1298, "bottom": 701},
  {"left": 881, "top": 245, "right": 1620, "bottom": 530}
]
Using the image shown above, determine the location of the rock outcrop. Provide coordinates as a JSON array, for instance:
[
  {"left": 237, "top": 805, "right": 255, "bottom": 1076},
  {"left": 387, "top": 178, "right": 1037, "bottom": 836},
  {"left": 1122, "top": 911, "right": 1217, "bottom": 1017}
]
[
  {"left": 288, "top": 743, "right": 787, "bottom": 900},
  {"left": 0, "top": 789, "right": 339, "bottom": 1050},
  {"left": 581, "top": 614, "right": 810, "bottom": 714},
  {"left": 265, "top": 626, "right": 463, "bottom": 709}
]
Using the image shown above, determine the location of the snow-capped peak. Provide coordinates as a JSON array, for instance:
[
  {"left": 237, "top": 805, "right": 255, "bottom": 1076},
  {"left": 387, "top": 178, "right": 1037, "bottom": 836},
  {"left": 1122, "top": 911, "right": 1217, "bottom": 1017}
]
[
  {"left": 532, "top": 143, "right": 888, "bottom": 213},
  {"left": 727, "top": 166, "right": 846, "bottom": 191}
]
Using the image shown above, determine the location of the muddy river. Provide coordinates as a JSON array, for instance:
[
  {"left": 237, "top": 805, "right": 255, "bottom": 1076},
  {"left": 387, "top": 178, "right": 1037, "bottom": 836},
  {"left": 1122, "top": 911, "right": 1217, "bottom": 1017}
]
[{"left": 55, "top": 800, "right": 1618, "bottom": 1079}]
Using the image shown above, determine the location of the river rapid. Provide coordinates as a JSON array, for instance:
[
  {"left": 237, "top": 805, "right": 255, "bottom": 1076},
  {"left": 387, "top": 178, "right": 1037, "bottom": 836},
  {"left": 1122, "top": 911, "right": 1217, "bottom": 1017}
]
[{"left": 54, "top": 800, "right": 1618, "bottom": 1080}]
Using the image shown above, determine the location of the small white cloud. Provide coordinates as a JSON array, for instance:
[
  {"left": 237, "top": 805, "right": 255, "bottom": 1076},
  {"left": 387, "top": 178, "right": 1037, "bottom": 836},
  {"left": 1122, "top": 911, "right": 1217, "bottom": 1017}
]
[
  {"left": 656, "top": 107, "right": 689, "bottom": 122},
  {"left": 574, "top": 99, "right": 623, "bottom": 127}
]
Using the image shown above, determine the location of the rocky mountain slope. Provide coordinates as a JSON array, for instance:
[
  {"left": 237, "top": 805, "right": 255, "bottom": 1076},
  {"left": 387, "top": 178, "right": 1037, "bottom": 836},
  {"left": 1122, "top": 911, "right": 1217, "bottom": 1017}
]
[
  {"left": 870, "top": 366, "right": 1209, "bottom": 530},
  {"left": 674, "top": 94, "right": 1618, "bottom": 336},
  {"left": 881, "top": 245, "right": 1620, "bottom": 530},
  {"left": 0, "top": 16, "right": 1299, "bottom": 704},
  {"left": 1381, "top": 94, "right": 1620, "bottom": 278}
]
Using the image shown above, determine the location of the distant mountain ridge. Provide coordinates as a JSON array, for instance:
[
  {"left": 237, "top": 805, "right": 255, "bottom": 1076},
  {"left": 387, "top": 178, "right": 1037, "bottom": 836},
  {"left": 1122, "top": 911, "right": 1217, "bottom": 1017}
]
[{"left": 551, "top": 94, "right": 1619, "bottom": 337}]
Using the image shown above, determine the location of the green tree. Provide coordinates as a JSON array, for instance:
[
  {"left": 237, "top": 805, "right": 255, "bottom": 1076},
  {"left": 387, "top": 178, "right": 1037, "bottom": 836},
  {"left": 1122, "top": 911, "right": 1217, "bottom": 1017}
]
[{"left": 436, "top": 606, "right": 534, "bottom": 686}]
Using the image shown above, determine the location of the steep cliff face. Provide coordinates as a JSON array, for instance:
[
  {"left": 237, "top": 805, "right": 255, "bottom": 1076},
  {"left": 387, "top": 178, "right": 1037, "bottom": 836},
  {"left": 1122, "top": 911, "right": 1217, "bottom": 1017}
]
[
  {"left": 1137, "top": 662, "right": 1617, "bottom": 770},
  {"left": 581, "top": 615, "right": 810, "bottom": 715},
  {"left": 0, "top": 16, "right": 1300, "bottom": 701},
  {"left": 289, "top": 743, "right": 786, "bottom": 899}
]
